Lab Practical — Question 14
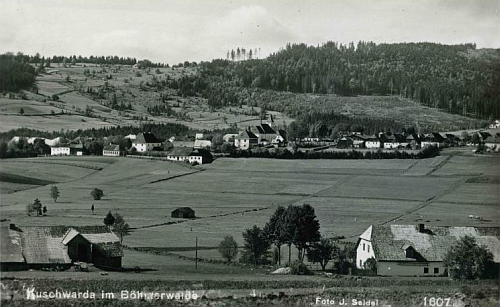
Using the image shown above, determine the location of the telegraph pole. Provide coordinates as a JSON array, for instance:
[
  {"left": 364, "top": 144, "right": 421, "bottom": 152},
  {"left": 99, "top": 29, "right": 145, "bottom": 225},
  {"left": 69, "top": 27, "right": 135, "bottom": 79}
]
[{"left": 195, "top": 237, "right": 198, "bottom": 270}]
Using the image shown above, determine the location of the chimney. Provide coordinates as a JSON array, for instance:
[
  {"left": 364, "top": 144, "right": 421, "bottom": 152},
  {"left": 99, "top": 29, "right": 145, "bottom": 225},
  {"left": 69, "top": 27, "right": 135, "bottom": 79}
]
[
  {"left": 418, "top": 223, "right": 425, "bottom": 233},
  {"left": 9, "top": 223, "right": 16, "bottom": 230}
]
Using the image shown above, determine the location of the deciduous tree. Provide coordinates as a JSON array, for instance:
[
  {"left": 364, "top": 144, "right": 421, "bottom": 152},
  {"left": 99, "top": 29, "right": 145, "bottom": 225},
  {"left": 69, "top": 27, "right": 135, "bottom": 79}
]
[{"left": 218, "top": 235, "right": 238, "bottom": 262}]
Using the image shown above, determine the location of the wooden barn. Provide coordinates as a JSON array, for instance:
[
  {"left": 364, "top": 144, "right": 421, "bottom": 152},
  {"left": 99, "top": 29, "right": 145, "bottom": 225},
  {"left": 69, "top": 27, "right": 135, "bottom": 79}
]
[
  {"left": 171, "top": 207, "right": 195, "bottom": 219},
  {"left": 0, "top": 224, "right": 123, "bottom": 271}
]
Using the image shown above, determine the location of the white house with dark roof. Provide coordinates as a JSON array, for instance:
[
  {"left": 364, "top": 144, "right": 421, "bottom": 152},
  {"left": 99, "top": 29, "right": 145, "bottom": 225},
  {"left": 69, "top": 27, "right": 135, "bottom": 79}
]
[
  {"left": 365, "top": 135, "right": 381, "bottom": 149},
  {"left": 249, "top": 123, "right": 278, "bottom": 145},
  {"left": 356, "top": 224, "right": 500, "bottom": 276},
  {"left": 132, "top": 132, "right": 162, "bottom": 152},
  {"left": 235, "top": 130, "right": 259, "bottom": 149},
  {"left": 103, "top": 144, "right": 121, "bottom": 157}
]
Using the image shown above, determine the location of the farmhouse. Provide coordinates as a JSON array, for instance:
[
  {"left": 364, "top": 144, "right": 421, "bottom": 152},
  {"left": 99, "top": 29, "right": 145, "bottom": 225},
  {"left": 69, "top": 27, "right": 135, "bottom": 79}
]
[
  {"left": 171, "top": 207, "right": 195, "bottom": 218},
  {"left": 484, "top": 133, "right": 500, "bottom": 151},
  {"left": 421, "top": 133, "right": 445, "bottom": 148},
  {"left": 103, "top": 144, "right": 121, "bottom": 157},
  {"left": 167, "top": 147, "right": 193, "bottom": 162},
  {"left": 249, "top": 123, "right": 279, "bottom": 145},
  {"left": 193, "top": 139, "right": 212, "bottom": 149},
  {"left": 50, "top": 143, "right": 86, "bottom": 156},
  {"left": 1, "top": 224, "right": 123, "bottom": 271},
  {"left": 132, "top": 132, "right": 162, "bottom": 152},
  {"left": 189, "top": 148, "right": 213, "bottom": 165},
  {"left": 383, "top": 135, "right": 400, "bottom": 149},
  {"left": 356, "top": 224, "right": 500, "bottom": 277},
  {"left": 365, "top": 135, "right": 381, "bottom": 149},
  {"left": 234, "top": 130, "right": 259, "bottom": 149}
]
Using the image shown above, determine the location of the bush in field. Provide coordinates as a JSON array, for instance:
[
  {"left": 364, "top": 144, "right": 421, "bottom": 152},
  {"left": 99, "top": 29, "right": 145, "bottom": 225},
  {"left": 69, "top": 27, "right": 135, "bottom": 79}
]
[
  {"left": 241, "top": 225, "right": 271, "bottom": 265},
  {"left": 289, "top": 260, "right": 312, "bottom": 275},
  {"left": 218, "top": 235, "right": 239, "bottom": 262},
  {"left": 103, "top": 211, "right": 115, "bottom": 228},
  {"left": 444, "top": 236, "right": 494, "bottom": 280},
  {"left": 363, "top": 257, "right": 377, "bottom": 274},
  {"left": 91, "top": 188, "right": 104, "bottom": 200},
  {"left": 50, "top": 185, "right": 59, "bottom": 202},
  {"left": 307, "top": 237, "right": 334, "bottom": 271},
  {"left": 26, "top": 198, "right": 42, "bottom": 216}
]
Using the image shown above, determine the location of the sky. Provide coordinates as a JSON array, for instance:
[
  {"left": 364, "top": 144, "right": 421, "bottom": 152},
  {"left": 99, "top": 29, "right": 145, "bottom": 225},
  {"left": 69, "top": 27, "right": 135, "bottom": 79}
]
[{"left": 1, "top": 0, "right": 499, "bottom": 64}]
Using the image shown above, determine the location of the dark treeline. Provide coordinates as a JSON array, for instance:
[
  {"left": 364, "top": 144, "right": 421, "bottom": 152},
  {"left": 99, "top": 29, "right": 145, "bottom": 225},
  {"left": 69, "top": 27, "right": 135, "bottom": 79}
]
[
  {"left": 197, "top": 42, "right": 500, "bottom": 119},
  {"left": 0, "top": 123, "right": 191, "bottom": 142},
  {"left": 2, "top": 52, "right": 167, "bottom": 68},
  {"left": 229, "top": 144, "right": 440, "bottom": 160},
  {"left": 0, "top": 53, "right": 37, "bottom": 92}
]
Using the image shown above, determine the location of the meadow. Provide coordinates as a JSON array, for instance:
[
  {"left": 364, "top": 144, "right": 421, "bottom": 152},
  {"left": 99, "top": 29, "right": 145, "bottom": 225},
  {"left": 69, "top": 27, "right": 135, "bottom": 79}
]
[
  {"left": 1, "top": 149, "right": 499, "bottom": 306},
  {"left": 1, "top": 148, "right": 498, "bottom": 253}
]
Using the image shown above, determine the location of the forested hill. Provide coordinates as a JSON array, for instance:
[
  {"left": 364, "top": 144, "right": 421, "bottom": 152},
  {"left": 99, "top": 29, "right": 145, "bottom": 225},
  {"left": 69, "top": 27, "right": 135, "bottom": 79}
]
[{"left": 199, "top": 42, "right": 500, "bottom": 119}]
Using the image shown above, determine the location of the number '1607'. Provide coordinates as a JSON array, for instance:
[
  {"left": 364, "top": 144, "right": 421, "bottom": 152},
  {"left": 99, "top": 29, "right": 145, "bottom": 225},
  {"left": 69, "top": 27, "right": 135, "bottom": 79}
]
[{"left": 423, "top": 297, "right": 452, "bottom": 306}]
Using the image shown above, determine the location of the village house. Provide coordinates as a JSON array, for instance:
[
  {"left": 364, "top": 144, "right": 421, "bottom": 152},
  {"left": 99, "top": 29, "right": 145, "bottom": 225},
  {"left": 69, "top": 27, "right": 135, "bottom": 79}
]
[
  {"left": 365, "top": 135, "right": 381, "bottom": 149},
  {"left": 1, "top": 224, "right": 123, "bottom": 271},
  {"left": 421, "top": 133, "right": 445, "bottom": 148},
  {"left": 102, "top": 144, "right": 121, "bottom": 157},
  {"left": 50, "top": 143, "right": 86, "bottom": 156},
  {"left": 356, "top": 224, "right": 500, "bottom": 276},
  {"left": 166, "top": 147, "right": 193, "bottom": 162},
  {"left": 171, "top": 207, "right": 195, "bottom": 219},
  {"left": 193, "top": 139, "right": 212, "bottom": 150},
  {"left": 132, "top": 132, "right": 162, "bottom": 152},
  {"left": 189, "top": 148, "right": 213, "bottom": 165},
  {"left": 489, "top": 120, "right": 500, "bottom": 129},
  {"left": 405, "top": 134, "right": 420, "bottom": 149},
  {"left": 383, "top": 135, "right": 400, "bottom": 149},
  {"left": 234, "top": 130, "right": 259, "bottom": 149},
  {"left": 249, "top": 123, "right": 280, "bottom": 145},
  {"left": 484, "top": 133, "right": 500, "bottom": 151}
]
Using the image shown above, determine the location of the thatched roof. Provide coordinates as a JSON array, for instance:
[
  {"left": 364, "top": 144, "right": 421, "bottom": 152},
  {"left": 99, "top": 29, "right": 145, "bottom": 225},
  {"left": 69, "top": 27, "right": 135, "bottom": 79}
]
[{"left": 365, "top": 225, "right": 500, "bottom": 262}]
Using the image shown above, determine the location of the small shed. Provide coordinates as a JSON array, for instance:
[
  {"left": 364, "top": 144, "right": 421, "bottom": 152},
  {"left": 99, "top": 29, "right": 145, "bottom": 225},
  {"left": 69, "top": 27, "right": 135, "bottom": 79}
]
[{"left": 171, "top": 207, "right": 195, "bottom": 219}]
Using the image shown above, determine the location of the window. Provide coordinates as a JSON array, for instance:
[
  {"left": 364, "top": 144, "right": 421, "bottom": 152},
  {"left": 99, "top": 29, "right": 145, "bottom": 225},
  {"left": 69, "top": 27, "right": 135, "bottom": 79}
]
[
  {"left": 367, "top": 245, "right": 370, "bottom": 253},
  {"left": 363, "top": 243, "right": 365, "bottom": 251},
  {"left": 360, "top": 260, "right": 362, "bottom": 267},
  {"left": 424, "top": 267, "right": 429, "bottom": 274},
  {"left": 434, "top": 268, "right": 439, "bottom": 274}
]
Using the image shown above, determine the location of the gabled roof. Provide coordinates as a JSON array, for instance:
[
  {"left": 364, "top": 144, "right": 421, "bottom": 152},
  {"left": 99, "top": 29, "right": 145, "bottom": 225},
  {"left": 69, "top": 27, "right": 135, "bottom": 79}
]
[
  {"left": 484, "top": 134, "right": 500, "bottom": 144},
  {"left": 1, "top": 225, "right": 122, "bottom": 265},
  {"left": 365, "top": 224, "right": 500, "bottom": 262},
  {"left": 365, "top": 135, "right": 380, "bottom": 141},
  {"left": 190, "top": 148, "right": 213, "bottom": 158},
  {"left": 0, "top": 227, "right": 24, "bottom": 263},
  {"left": 168, "top": 147, "right": 193, "bottom": 157},
  {"left": 260, "top": 123, "right": 276, "bottom": 134},
  {"left": 194, "top": 139, "right": 212, "bottom": 148},
  {"left": 133, "top": 132, "right": 160, "bottom": 144},
  {"left": 235, "top": 130, "right": 258, "bottom": 140}
]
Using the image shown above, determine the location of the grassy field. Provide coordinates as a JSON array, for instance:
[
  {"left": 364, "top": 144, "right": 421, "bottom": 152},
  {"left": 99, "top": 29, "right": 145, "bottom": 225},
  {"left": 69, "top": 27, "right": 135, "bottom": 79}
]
[
  {"left": 1, "top": 150, "right": 499, "bottom": 305},
  {"left": 1, "top": 148, "right": 498, "bottom": 247}
]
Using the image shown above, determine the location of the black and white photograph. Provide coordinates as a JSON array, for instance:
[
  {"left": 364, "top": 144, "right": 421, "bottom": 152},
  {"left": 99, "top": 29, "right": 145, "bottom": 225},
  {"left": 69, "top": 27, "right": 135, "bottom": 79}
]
[{"left": 0, "top": 0, "right": 499, "bottom": 306}]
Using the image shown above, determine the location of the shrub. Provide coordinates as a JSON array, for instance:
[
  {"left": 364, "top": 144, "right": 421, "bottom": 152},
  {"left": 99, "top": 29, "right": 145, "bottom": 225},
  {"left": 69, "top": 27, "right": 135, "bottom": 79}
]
[
  {"left": 444, "top": 236, "right": 494, "bottom": 280},
  {"left": 289, "top": 260, "right": 312, "bottom": 275}
]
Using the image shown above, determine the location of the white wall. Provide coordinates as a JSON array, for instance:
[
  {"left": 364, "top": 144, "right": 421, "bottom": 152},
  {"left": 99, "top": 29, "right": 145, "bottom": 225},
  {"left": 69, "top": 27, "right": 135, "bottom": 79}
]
[
  {"left": 356, "top": 238, "right": 376, "bottom": 269},
  {"left": 51, "top": 147, "right": 70, "bottom": 156}
]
